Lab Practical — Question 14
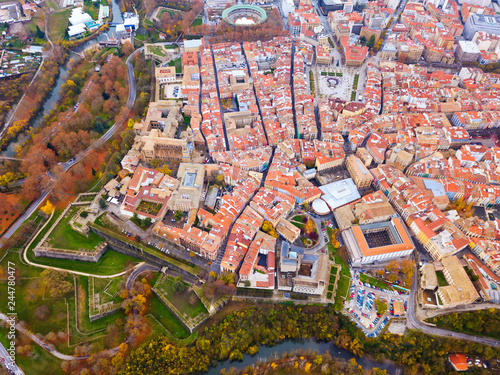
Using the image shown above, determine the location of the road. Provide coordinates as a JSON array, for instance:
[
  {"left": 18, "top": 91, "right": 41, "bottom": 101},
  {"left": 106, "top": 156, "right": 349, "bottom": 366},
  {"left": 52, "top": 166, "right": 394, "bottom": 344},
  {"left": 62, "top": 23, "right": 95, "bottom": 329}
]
[
  {"left": 0, "top": 47, "right": 142, "bottom": 248},
  {"left": 0, "top": 312, "right": 124, "bottom": 364},
  {"left": 63, "top": 47, "right": 143, "bottom": 172},
  {"left": 126, "top": 263, "right": 159, "bottom": 289},
  {"left": 0, "top": 190, "right": 50, "bottom": 246},
  {"left": 406, "top": 271, "right": 500, "bottom": 348},
  {"left": 0, "top": 7, "right": 55, "bottom": 141},
  {"left": 0, "top": 313, "right": 87, "bottom": 361},
  {"left": 0, "top": 340, "right": 24, "bottom": 375}
]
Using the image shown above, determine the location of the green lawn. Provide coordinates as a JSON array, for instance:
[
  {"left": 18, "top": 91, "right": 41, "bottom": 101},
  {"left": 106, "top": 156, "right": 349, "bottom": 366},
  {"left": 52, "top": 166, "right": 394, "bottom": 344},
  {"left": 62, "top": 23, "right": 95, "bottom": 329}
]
[
  {"left": 0, "top": 273, "right": 70, "bottom": 337},
  {"left": 47, "top": 206, "right": 103, "bottom": 251},
  {"left": 25, "top": 209, "right": 140, "bottom": 275},
  {"left": 436, "top": 271, "right": 448, "bottom": 287},
  {"left": 292, "top": 215, "right": 307, "bottom": 222},
  {"left": 83, "top": 0, "right": 99, "bottom": 20},
  {"left": 45, "top": 0, "right": 59, "bottom": 10},
  {"left": 147, "top": 294, "right": 190, "bottom": 339},
  {"left": 91, "top": 275, "right": 124, "bottom": 304},
  {"left": 327, "top": 228, "right": 351, "bottom": 310},
  {"left": 191, "top": 17, "right": 202, "bottom": 27},
  {"left": 148, "top": 45, "right": 166, "bottom": 57},
  {"left": 156, "top": 276, "right": 208, "bottom": 319},
  {"left": 0, "top": 250, "right": 43, "bottom": 279},
  {"left": 49, "top": 8, "right": 72, "bottom": 41},
  {"left": 70, "top": 275, "right": 127, "bottom": 347},
  {"left": 168, "top": 57, "right": 182, "bottom": 74},
  {"left": 335, "top": 274, "right": 351, "bottom": 310},
  {"left": 77, "top": 194, "right": 97, "bottom": 202},
  {"left": 29, "top": 247, "right": 140, "bottom": 275},
  {"left": 0, "top": 327, "right": 64, "bottom": 375},
  {"left": 89, "top": 222, "right": 200, "bottom": 276},
  {"left": 360, "top": 273, "right": 389, "bottom": 289}
]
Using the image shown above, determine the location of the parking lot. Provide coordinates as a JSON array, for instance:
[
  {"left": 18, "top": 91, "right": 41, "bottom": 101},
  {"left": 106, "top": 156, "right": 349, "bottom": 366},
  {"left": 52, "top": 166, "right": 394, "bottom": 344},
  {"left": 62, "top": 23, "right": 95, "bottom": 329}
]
[{"left": 345, "top": 272, "right": 409, "bottom": 337}]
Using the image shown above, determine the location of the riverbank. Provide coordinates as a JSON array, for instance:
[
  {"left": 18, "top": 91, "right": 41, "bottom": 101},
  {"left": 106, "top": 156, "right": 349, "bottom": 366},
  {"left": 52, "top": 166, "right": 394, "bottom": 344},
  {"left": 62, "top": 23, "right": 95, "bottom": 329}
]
[
  {"left": 0, "top": 0, "right": 124, "bottom": 157},
  {"left": 205, "top": 338, "right": 401, "bottom": 375}
]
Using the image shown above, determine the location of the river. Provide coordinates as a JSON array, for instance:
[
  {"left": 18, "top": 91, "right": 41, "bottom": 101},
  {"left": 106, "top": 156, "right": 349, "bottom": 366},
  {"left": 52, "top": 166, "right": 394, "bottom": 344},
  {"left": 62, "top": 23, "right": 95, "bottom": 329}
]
[
  {"left": 205, "top": 339, "right": 402, "bottom": 375},
  {"left": 1, "top": 0, "right": 123, "bottom": 157}
]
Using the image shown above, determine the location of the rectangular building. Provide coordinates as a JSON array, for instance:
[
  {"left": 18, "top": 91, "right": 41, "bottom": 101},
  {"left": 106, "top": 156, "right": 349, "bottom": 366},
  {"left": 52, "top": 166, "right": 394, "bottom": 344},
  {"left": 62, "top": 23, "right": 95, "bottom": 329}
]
[{"left": 342, "top": 217, "right": 414, "bottom": 265}]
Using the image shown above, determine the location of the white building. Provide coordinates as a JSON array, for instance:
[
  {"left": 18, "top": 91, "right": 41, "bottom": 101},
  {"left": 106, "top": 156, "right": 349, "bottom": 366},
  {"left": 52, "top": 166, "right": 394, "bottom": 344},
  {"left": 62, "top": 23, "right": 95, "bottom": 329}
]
[
  {"left": 123, "top": 12, "right": 139, "bottom": 30},
  {"left": 281, "top": 0, "right": 295, "bottom": 18},
  {"left": 69, "top": 7, "right": 92, "bottom": 25},
  {"left": 68, "top": 23, "right": 86, "bottom": 37}
]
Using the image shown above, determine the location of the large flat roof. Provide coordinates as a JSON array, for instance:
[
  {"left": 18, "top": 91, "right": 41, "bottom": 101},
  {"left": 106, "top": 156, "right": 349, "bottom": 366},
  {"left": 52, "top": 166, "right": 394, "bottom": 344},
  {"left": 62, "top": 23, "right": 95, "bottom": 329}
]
[
  {"left": 350, "top": 218, "right": 414, "bottom": 257},
  {"left": 319, "top": 178, "right": 361, "bottom": 211}
]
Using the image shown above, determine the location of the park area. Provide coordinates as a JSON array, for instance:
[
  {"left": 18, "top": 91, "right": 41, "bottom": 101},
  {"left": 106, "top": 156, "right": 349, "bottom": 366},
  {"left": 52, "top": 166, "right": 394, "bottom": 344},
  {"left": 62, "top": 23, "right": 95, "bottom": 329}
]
[
  {"left": 327, "top": 265, "right": 340, "bottom": 300},
  {"left": 155, "top": 275, "right": 208, "bottom": 319},
  {"left": 49, "top": 8, "right": 71, "bottom": 41},
  {"left": 317, "top": 68, "right": 351, "bottom": 99},
  {"left": 136, "top": 200, "right": 163, "bottom": 216},
  {"left": 89, "top": 276, "right": 124, "bottom": 316},
  {"left": 291, "top": 214, "right": 319, "bottom": 248},
  {"left": 363, "top": 259, "right": 415, "bottom": 289},
  {"left": 46, "top": 205, "right": 103, "bottom": 251},
  {"left": 327, "top": 227, "right": 351, "bottom": 310}
]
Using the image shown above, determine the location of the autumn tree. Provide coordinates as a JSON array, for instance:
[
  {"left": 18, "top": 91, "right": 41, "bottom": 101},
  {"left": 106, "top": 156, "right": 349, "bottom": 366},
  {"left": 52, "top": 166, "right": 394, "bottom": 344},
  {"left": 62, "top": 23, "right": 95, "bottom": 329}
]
[
  {"left": 40, "top": 200, "right": 55, "bottom": 215},
  {"left": 122, "top": 40, "right": 134, "bottom": 56},
  {"left": 386, "top": 260, "right": 399, "bottom": 273},
  {"left": 387, "top": 273, "right": 398, "bottom": 283},
  {"left": 172, "top": 276, "right": 187, "bottom": 294},
  {"left": 40, "top": 269, "right": 73, "bottom": 298},
  {"left": 375, "top": 299, "right": 387, "bottom": 315},
  {"left": 400, "top": 259, "right": 414, "bottom": 274}
]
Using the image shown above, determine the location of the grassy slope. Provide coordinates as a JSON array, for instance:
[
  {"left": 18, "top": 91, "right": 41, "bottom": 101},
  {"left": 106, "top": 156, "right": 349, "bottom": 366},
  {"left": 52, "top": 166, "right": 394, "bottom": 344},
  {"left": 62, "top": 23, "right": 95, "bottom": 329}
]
[
  {"left": 157, "top": 276, "right": 207, "bottom": 318},
  {"left": 49, "top": 8, "right": 72, "bottom": 41},
  {"left": 0, "top": 327, "right": 64, "bottom": 375},
  {"left": 47, "top": 206, "right": 103, "bottom": 250}
]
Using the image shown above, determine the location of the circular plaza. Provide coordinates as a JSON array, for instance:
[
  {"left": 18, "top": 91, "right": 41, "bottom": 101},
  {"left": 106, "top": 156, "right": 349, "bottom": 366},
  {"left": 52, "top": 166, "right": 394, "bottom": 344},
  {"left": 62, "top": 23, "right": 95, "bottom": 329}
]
[{"left": 222, "top": 4, "right": 267, "bottom": 26}]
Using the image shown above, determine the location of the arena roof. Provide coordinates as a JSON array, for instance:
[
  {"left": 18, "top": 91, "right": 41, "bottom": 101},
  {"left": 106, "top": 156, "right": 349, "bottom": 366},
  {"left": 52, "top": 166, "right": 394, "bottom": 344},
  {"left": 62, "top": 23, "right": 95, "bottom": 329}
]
[
  {"left": 222, "top": 4, "right": 267, "bottom": 26},
  {"left": 319, "top": 178, "right": 361, "bottom": 211}
]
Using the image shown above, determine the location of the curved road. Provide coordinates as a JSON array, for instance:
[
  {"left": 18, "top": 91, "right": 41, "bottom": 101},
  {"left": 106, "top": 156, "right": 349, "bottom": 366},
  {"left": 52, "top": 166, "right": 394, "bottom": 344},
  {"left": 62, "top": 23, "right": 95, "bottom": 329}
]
[
  {"left": 126, "top": 263, "right": 159, "bottom": 289},
  {"left": 0, "top": 312, "right": 124, "bottom": 361},
  {"left": 17, "top": 209, "right": 146, "bottom": 278},
  {"left": 0, "top": 47, "right": 143, "bottom": 247},
  {"left": 406, "top": 271, "right": 500, "bottom": 348},
  {"left": 0, "top": 7, "right": 55, "bottom": 140},
  {"left": 0, "top": 313, "right": 88, "bottom": 361}
]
